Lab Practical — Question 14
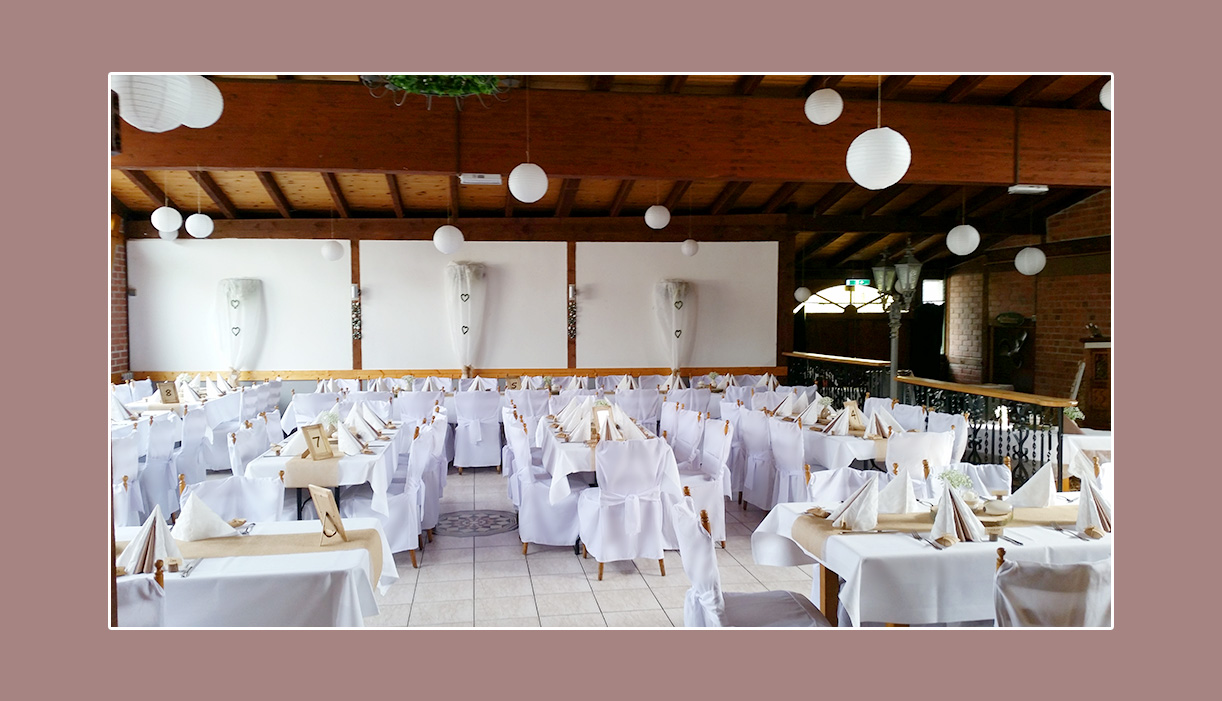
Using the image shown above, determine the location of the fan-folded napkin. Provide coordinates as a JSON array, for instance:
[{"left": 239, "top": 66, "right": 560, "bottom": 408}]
[
  {"left": 877, "top": 471, "right": 923, "bottom": 513},
  {"left": 216, "top": 374, "right": 233, "bottom": 394},
  {"left": 825, "top": 475, "right": 879, "bottom": 531},
  {"left": 172, "top": 493, "right": 239, "bottom": 541},
  {"left": 1008, "top": 461, "right": 1056, "bottom": 507},
  {"left": 116, "top": 506, "right": 183, "bottom": 573},
  {"left": 110, "top": 389, "right": 135, "bottom": 421},
  {"left": 282, "top": 428, "right": 307, "bottom": 456},
  {"left": 345, "top": 405, "right": 381, "bottom": 443},
  {"left": 206, "top": 378, "right": 224, "bottom": 397},
  {"left": 1076, "top": 477, "right": 1113, "bottom": 538},
  {"left": 335, "top": 422, "right": 365, "bottom": 456},
  {"left": 867, "top": 408, "right": 905, "bottom": 438},
  {"left": 616, "top": 375, "right": 635, "bottom": 393},
  {"left": 930, "top": 482, "right": 988, "bottom": 546}
]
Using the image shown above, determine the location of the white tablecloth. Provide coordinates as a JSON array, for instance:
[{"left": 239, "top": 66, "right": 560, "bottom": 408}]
[
  {"left": 803, "top": 429, "right": 883, "bottom": 471},
  {"left": 751, "top": 496, "right": 1112, "bottom": 626},
  {"left": 536, "top": 422, "right": 683, "bottom": 506},
  {"left": 115, "top": 517, "right": 396, "bottom": 627}
]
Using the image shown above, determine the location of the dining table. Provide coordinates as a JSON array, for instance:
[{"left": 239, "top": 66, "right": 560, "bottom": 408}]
[
  {"left": 114, "top": 517, "right": 397, "bottom": 627},
  {"left": 751, "top": 493, "right": 1112, "bottom": 626},
  {"left": 534, "top": 416, "right": 684, "bottom": 506}
]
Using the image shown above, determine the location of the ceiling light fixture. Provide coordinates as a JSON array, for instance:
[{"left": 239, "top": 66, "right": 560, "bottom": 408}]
[
  {"left": 508, "top": 78, "right": 548, "bottom": 203},
  {"left": 845, "top": 76, "right": 911, "bottom": 190}
]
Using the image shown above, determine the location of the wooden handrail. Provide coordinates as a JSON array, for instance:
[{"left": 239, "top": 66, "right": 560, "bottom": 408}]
[
  {"left": 783, "top": 351, "right": 891, "bottom": 368},
  {"left": 116, "top": 366, "right": 789, "bottom": 383},
  {"left": 897, "top": 375, "right": 1078, "bottom": 408}
]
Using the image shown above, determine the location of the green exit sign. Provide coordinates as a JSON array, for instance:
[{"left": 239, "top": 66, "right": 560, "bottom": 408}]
[{"left": 845, "top": 278, "right": 870, "bottom": 287}]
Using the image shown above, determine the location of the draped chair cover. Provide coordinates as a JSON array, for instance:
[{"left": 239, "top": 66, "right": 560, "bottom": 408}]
[
  {"left": 216, "top": 279, "right": 264, "bottom": 372},
  {"left": 994, "top": 557, "right": 1112, "bottom": 627},
  {"left": 654, "top": 280, "right": 694, "bottom": 372},
  {"left": 140, "top": 415, "right": 180, "bottom": 519},
  {"left": 445, "top": 262, "right": 487, "bottom": 374},
  {"left": 679, "top": 418, "right": 735, "bottom": 543},
  {"left": 578, "top": 438, "right": 675, "bottom": 563},
  {"left": 112, "top": 432, "right": 145, "bottom": 526},
  {"left": 738, "top": 410, "right": 777, "bottom": 510},
  {"left": 767, "top": 417, "right": 808, "bottom": 506},
  {"left": 453, "top": 390, "right": 503, "bottom": 468}
]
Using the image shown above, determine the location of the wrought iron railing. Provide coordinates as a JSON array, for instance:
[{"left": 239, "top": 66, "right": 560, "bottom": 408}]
[
  {"left": 897, "top": 376, "right": 1077, "bottom": 490},
  {"left": 783, "top": 352, "right": 891, "bottom": 407}
]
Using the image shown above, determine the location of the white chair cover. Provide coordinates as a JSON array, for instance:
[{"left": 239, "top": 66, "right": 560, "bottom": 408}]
[
  {"left": 927, "top": 411, "right": 969, "bottom": 463},
  {"left": 260, "top": 409, "right": 284, "bottom": 445},
  {"left": 291, "top": 392, "right": 342, "bottom": 428},
  {"left": 724, "top": 385, "right": 754, "bottom": 406},
  {"left": 929, "top": 461, "right": 1012, "bottom": 497},
  {"left": 453, "top": 390, "right": 503, "bottom": 468},
  {"left": 341, "top": 422, "right": 431, "bottom": 553},
  {"left": 597, "top": 375, "right": 629, "bottom": 392},
  {"left": 180, "top": 473, "right": 286, "bottom": 524},
  {"left": 808, "top": 467, "right": 893, "bottom": 504},
  {"left": 173, "top": 406, "right": 209, "bottom": 486},
  {"left": 737, "top": 410, "right": 777, "bottom": 510},
  {"left": 578, "top": 438, "right": 674, "bottom": 563},
  {"left": 862, "top": 396, "right": 890, "bottom": 419},
  {"left": 636, "top": 374, "right": 666, "bottom": 391},
  {"left": 679, "top": 419, "right": 735, "bottom": 543},
  {"left": 504, "top": 389, "right": 551, "bottom": 423},
  {"left": 884, "top": 430, "right": 955, "bottom": 499},
  {"left": 670, "top": 409, "right": 706, "bottom": 471},
  {"left": 420, "top": 416, "right": 448, "bottom": 530},
  {"left": 994, "top": 557, "right": 1112, "bottom": 627},
  {"left": 394, "top": 391, "right": 445, "bottom": 424},
  {"left": 115, "top": 574, "right": 166, "bottom": 627},
  {"left": 659, "top": 401, "right": 680, "bottom": 442},
  {"left": 890, "top": 403, "right": 929, "bottom": 432},
  {"left": 767, "top": 417, "right": 808, "bottom": 506},
  {"left": 509, "top": 416, "right": 587, "bottom": 548},
  {"left": 112, "top": 431, "right": 145, "bottom": 526},
  {"left": 111, "top": 383, "right": 135, "bottom": 406},
  {"left": 719, "top": 401, "right": 746, "bottom": 498},
  {"left": 264, "top": 380, "right": 282, "bottom": 412},
  {"left": 130, "top": 378, "right": 156, "bottom": 401},
  {"left": 612, "top": 389, "right": 663, "bottom": 435},
  {"left": 333, "top": 378, "right": 361, "bottom": 393},
  {"left": 201, "top": 391, "right": 243, "bottom": 469},
  {"left": 140, "top": 414, "right": 179, "bottom": 518}
]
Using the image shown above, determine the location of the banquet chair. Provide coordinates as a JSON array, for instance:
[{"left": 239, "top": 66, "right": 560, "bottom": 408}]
[
  {"left": 636, "top": 374, "right": 666, "bottom": 390},
  {"left": 507, "top": 416, "right": 588, "bottom": 553},
  {"left": 291, "top": 392, "right": 343, "bottom": 429},
  {"left": 733, "top": 374, "right": 761, "bottom": 387},
  {"left": 889, "top": 401, "right": 928, "bottom": 432},
  {"left": 115, "top": 572, "right": 166, "bottom": 627},
  {"left": 926, "top": 411, "right": 969, "bottom": 463},
  {"left": 670, "top": 494, "right": 830, "bottom": 627},
  {"left": 718, "top": 400, "right": 747, "bottom": 504},
  {"left": 112, "top": 432, "right": 146, "bottom": 527},
  {"left": 140, "top": 414, "right": 180, "bottom": 519},
  {"left": 393, "top": 390, "right": 445, "bottom": 425},
  {"left": 751, "top": 388, "right": 795, "bottom": 414},
  {"left": 130, "top": 378, "right": 156, "bottom": 401},
  {"left": 577, "top": 438, "right": 674, "bottom": 580},
  {"left": 111, "top": 382, "right": 135, "bottom": 406},
  {"left": 612, "top": 388, "right": 664, "bottom": 436},
  {"left": 679, "top": 418, "right": 734, "bottom": 547},
  {"left": 807, "top": 466, "right": 893, "bottom": 503},
  {"left": 670, "top": 408, "right": 706, "bottom": 471},
  {"left": 334, "top": 378, "right": 361, "bottom": 393},
  {"left": 724, "top": 385, "right": 754, "bottom": 406},
  {"left": 504, "top": 389, "right": 551, "bottom": 425},
  {"left": 659, "top": 401, "right": 681, "bottom": 443},
  {"left": 418, "top": 414, "right": 448, "bottom": 536},
  {"left": 928, "top": 461, "right": 1012, "bottom": 497},
  {"left": 993, "top": 549, "right": 1112, "bottom": 627},
  {"left": 767, "top": 417, "right": 809, "bottom": 506},
  {"left": 453, "top": 390, "right": 504, "bottom": 473},
  {"left": 227, "top": 421, "right": 272, "bottom": 477},
  {"left": 173, "top": 406, "right": 209, "bottom": 486},
  {"left": 884, "top": 430, "right": 955, "bottom": 500},
  {"left": 862, "top": 396, "right": 890, "bottom": 420},
  {"left": 340, "top": 422, "right": 433, "bottom": 565},
  {"left": 201, "top": 391, "right": 243, "bottom": 471},
  {"left": 179, "top": 471, "right": 286, "bottom": 524},
  {"left": 737, "top": 409, "right": 778, "bottom": 511},
  {"left": 423, "top": 376, "right": 454, "bottom": 392},
  {"left": 239, "top": 385, "right": 267, "bottom": 422},
  {"left": 596, "top": 374, "right": 630, "bottom": 392},
  {"left": 458, "top": 376, "right": 499, "bottom": 391},
  {"left": 260, "top": 409, "right": 284, "bottom": 445},
  {"left": 263, "top": 380, "right": 282, "bottom": 413},
  {"left": 667, "top": 387, "right": 712, "bottom": 416}
]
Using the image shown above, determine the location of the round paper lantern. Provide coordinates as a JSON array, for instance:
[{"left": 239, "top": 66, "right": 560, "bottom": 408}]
[
  {"left": 794, "top": 286, "right": 812, "bottom": 303},
  {"left": 508, "top": 162, "right": 548, "bottom": 203},
  {"left": 845, "top": 127, "right": 912, "bottom": 190},
  {"left": 804, "top": 88, "right": 844, "bottom": 125},
  {"left": 644, "top": 205, "right": 671, "bottom": 230},
  {"left": 185, "top": 212, "right": 214, "bottom": 238},
  {"left": 182, "top": 75, "right": 224, "bottom": 128},
  {"left": 1099, "top": 79, "right": 1113, "bottom": 111},
  {"left": 1015, "top": 247, "right": 1046, "bottom": 276},
  {"left": 320, "top": 240, "right": 344, "bottom": 261},
  {"left": 158, "top": 227, "right": 179, "bottom": 241},
  {"left": 681, "top": 239, "right": 699, "bottom": 256},
  {"left": 112, "top": 75, "right": 192, "bottom": 133},
  {"left": 150, "top": 206, "right": 182, "bottom": 232},
  {"left": 946, "top": 224, "right": 981, "bottom": 256},
  {"left": 433, "top": 225, "right": 464, "bottom": 255}
]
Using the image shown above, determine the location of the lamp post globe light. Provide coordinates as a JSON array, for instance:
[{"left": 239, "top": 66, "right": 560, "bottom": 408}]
[{"left": 871, "top": 239, "right": 923, "bottom": 397}]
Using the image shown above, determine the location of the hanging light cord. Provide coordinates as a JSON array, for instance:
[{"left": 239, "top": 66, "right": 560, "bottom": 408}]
[
  {"left": 876, "top": 75, "right": 882, "bottom": 129},
  {"left": 196, "top": 166, "right": 202, "bottom": 214},
  {"left": 525, "top": 76, "right": 531, "bottom": 164}
]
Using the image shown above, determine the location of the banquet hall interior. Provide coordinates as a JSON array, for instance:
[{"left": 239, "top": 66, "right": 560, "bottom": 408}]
[{"left": 109, "top": 73, "right": 1113, "bottom": 628}]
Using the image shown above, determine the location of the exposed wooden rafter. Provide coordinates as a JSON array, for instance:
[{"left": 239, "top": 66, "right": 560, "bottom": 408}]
[
  {"left": 664, "top": 75, "right": 687, "bottom": 93},
  {"left": 111, "top": 195, "right": 132, "bottom": 220},
  {"left": 1063, "top": 77, "right": 1110, "bottom": 110},
  {"left": 904, "top": 185, "right": 961, "bottom": 216},
  {"left": 592, "top": 75, "right": 615, "bottom": 91},
  {"left": 737, "top": 75, "right": 765, "bottom": 96},
  {"left": 321, "top": 172, "right": 350, "bottom": 218},
  {"left": 799, "top": 75, "right": 843, "bottom": 97},
  {"left": 827, "top": 232, "right": 893, "bottom": 267},
  {"left": 256, "top": 171, "right": 293, "bottom": 218},
  {"left": 187, "top": 170, "right": 239, "bottom": 219},
  {"left": 812, "top": 183, "right": 856, "bottom": 215},
  {"left": 1006, "top": 75, "right": 1061, "bottom": 106},
  {"left": 938, "top": 75, "right": 988, "bottom": 104},
  {"left": 385, "top": 174, "right": 404, "bottom": 218},
  {"left": 555, "top": 178, "right": 581, "bottom": 218},
  {"left": 880, "top": 75, "right": 914, "bottom": 99},
  {"left": 708, "top": 181, "right": 751, "bottom": 215},
  {"left": 797, "top": 232, "right": 843, "bottom": 264},
  {"left": 761, "top": 182, "right": 802, "bottom": 213},
  {"left": 858, "top": 185, "right": 908, "bottom": 217},
  {"left": 608, "top": 180, "right": 635, "bottom": 217},
  {"left": 663, "top": 181, "right": 692, "bottom": 211},
  {"left": 123, "top": 170, "right": 180, "bottom": 210}
]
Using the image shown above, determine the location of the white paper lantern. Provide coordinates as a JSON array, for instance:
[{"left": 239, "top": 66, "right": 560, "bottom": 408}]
[
  {"left": 680, "top": 239, "right": 699, "bottom": 256},
  {"left": 804, "top": 88, "right": 844, "bottom": 125},
  {"left": 1099, "top": 79, "right": 1113, "bottom": 111},
  {"left": 946, "top": 224, "right": 981, "bottom": 256},
  {"left": 321, "top": 240, "right": 344, "bottom": 261},
  {"left": 158, "top": 227, "right": 179, "bottom": 241},
  {"left": 433, "top": 225, "right": 464, "bottom": 255},
  {"left": 794, "top": 286, "right": 812, "bottom": 302},
  {"left": 150, "top": 206, "right": 182, "bottom": 232},
  {"left": 645, "top": 205, "right": 671, "bottom": 229},
  {"left": 185, "top": 212, "right": 214, "bottom": 238},
  {"left": 182, "top": 75, "right": 224, "bottom": 128},
  {"left": 112, "top": 75, "right": 192, "bottom": 133},
  {"left": 508, "top": 162, "right": 548, "bottom": 203},
  {"left": 845, "top": 127, "right": 912, "bottom": 190},
  {"left": 1015, "top": 247, "right": 1046, "bottom": 276}
]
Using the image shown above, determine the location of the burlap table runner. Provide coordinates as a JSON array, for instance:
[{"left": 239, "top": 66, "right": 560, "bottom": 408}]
[
  {"left": 282, "top": 454, "right": 342, "bottom": 488},
  {"left": 790, "top": 504, "right": 1082, "bottom": 560},
  {"left": 117, "top": 529, "right": 383, "bottom": 586}
]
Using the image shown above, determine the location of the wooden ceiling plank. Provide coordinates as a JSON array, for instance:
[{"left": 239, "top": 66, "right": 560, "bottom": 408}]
[
  {"left": 737, "top": 75, "right": 765, "bottom": 96},
  {"left": 858, "top": 184, "right": 909, "bottom": 217},
  {"left": 938, "top": 75, "right": 988, "bottom": 104},
  {"left": 187, "top": 170, "right": 239, "bottom": 219},
  {"left": 256, "top": 171, "right": 293, "bottom": 218},
  {"left": 663, "top": 180, "right": 693, "bottom": 210},
  {"left": 1006, "top": 75, "right": 1062, "bottom": 106},
  {"left": 965, "top": 186, "right": 1010, "bottom": 216},
  {"left": 812, "top": 183, "right": 856, "bottom": 215},
  {"left": 827, "top": 232, "right": 891, "bottom": 267},
  {"left": 555, "top": 178, "right": 581, "bottom": 218},
  {"left": 321, "top": 172, "right": 351, "bottom": 218},
  {"left": 592, "top": 76, "right": 615, "bottom": 91},
  {"left": 385, "top": 174, "right": 404, "bottom": 218},
  {"left": 664, "top": 75, "right": 687, "bottom": 93},
  {"left": 904, "top": 185, "right": 961, "bottom": 216},
  {"left": 709, "top": 181, "right": 751, "bottom": 215},
  {"left": 111, "top": 195, "right": 132, "bottom": 219},
  {"left": 449, "top": 175, "right": 460, "bottom": 219},
  {"left": 124, "top": 170, "right": 180, "bottom": 210},
  {"left": 608, "top": 179, "right": 635, "bottom": 217},
  {"left": 797, "top": 232, "right": 843, "bottom": 264},
  {"left": 1064, "top": 77, "right": 1111, "bottom": 109},
  {"left": 761, "top": 182, "right": 802, "bottom": 213},
  {"left": 798, "top": 75, "right": 844, "bottom": 97},
  {"left": 880, "top": 75, "right": 915, "bottom": 100}
]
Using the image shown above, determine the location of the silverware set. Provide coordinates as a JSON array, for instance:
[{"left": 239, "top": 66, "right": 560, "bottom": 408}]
[
  {"left": 179, "top": 559, "right": 202, "bottom": 578},
  {"left": 1049, "top": 522, "right": 1090, "bottom": 540}
]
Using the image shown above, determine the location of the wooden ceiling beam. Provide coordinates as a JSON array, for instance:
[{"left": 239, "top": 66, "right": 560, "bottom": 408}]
[
  {"left": 708, "top": 181, "right": 751, "bottom": 215},
  {"left": 880, "top": 75, "right": 915, "bottom": 100},
  {"left": 938, "top": 75, "right": 988, "bottom": 104},
  {"left": 737, "top": 75, "right": 765, "bottom": 96},
  {"left": 187, "top": 170, "right": 239, "bottom": 219},
  {"left": 904, "top": 185, "right": 961, "bottom": 216},
  {"left": 858, "top": 184, "right": 909, "bottom": 217},
  {"left": 608, "top": 180, "right": 635, "bottom": 217},
  {"left": 592, "top": 75, "right": 615, "bottom": 91},
  {"left": 555, "top": 178, "right": 581, "bottom": 218},
  {"left": 321, "top": 172, "right": 350, "bottom": 218},
  {"left": 799, "top": 75, "right": 843, "bottom": 97},
  {"left": 663, "top": 181, "right": 692, "bottom": 211},
  {"left": 789, "top": 213, "right": 1030, "bottom": 236},
  {"left": 123, "top": 170, "right": 181, "bottom": 210},
  {"left": 965, "top": 186, "right": 1011, "bottom": 216},
  {"left": 448, "top": 175, "right": 460, "bottom": 219},
  {"left": 827, "top": 233, "right": 892, "bottom": 267},
  {"left": 664, "top": 75, "right": 687, "bottom": 93},
  {"left": 256, "top": 171, "right": 293, "bottom": 218},
  {"left": 1006, "top": 75, "right": 1061, "bottom": 106},
  {"left": 1064, "top": 77, "right": 1111, "bottom": 110},
  {"left": 110, "top": 195, "right": 132, "bottom": 219},
  {"left": 811, "top": 183, "right": 856, "bottom": 215},
  {"left": 797, "top": 232, "right": 844, "bottom": 264},
  {"left": 384, "top": 174, "right": 404, "bottom": 218},
  {"left": 761, "top": 182, "right": 802, "bottom": 213}
]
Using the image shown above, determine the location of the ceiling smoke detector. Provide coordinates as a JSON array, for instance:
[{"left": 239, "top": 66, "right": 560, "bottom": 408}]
[
  {"left": 1007, "top": 184, "right": 1049, "bottom": 195},
  {"left": 459, "top": 173, "right": 503, "bottom": 185}
]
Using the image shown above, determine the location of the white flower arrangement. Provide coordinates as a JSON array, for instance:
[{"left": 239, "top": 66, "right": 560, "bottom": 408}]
[
  {"left": 319, "top": 409, "right": 341, "bottom": 432},
  {"left": 1064, "top": 406, "right": 1085, "bottom": 422},
  {"left": 594, "top": 399, "right": 611, "bottom": 407},
  {"left": 937, "top": 469, "right": 972, "bottom": 490},
  {"left": 176, "top": 372, "right": 192, "bottom": 383},
  {"left": 818, "top": 396, "right": 833, "bottom": 407},
  {"left": 708, "top": 371, "right": 719, "bottom": 379}
]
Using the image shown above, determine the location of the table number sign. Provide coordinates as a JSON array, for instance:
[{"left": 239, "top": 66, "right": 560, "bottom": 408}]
[
  {"left": 308, "top": 484, "right": 348, "bottom": 545},
  {"left": 300, "top": 424, "right": 333, "bottom": 460},
  {"left": 158, "top": 382, "right": 180, "bottom": 404},
  {"left": 506, "top": 378, "right": 521, "bottom": 391}
]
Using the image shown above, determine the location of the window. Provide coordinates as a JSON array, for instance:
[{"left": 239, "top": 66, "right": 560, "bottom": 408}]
[
  {"left": 922, "top": 279, "right": 945, "bottom": 305},
  {"left": 802, "top": 284, "right": 887, "bottom": 314}
]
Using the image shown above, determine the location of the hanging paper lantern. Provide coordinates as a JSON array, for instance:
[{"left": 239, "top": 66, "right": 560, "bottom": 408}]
[
  {"left": 804, "top": 88, "right": 844, "bottom": 125},
  {"left": 946, "top": 224, "right": 981, "bottom": 256},
  {"left": 185, "top": 212, "right": 214, "bottom": 238},
  {"left": 645, "top": 205, "right": 671, "bottom": 229},
  {"left": 150, "top": 206, "right": 182, "bottom": 233},
  {"left": 159, "top": 227, "right": 179, "bottom": 241},
  {"left": 508, "top": 162, "right": 548, "bottom": 203},
  {"left": 1015, "top": 247, "right": 1046, "bottom": 275},
  {"left": 845, "top": 127, "right": 912, "bottom": 190},
  {"left": 433, "top": 225, "right": 464, "bottom": 255},
  {"left": 112, "top": 75, "right": 192, "bottom": 133},
  {"left": 320, "top": 240, "right": 344, "bottom": 261},
  {"left": 794, "top": 287, "right": 812, "bottom": 302},
  {"left": 1099, "top": 79, "right": 1113, "bottom": 111},
  {"left": 182, "top": 75, "right": 224, "bottom": 128},
  {"left": 680, "top": 239, "right": 699, "bottom": 256}
]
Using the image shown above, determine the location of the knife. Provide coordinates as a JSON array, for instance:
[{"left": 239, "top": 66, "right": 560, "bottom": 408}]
[
  {"left": 999, "top": 534, "right": 1024, "bottom": 546},
  {"left": 179, "top": 559, "right": 202, "bottom": 578}
]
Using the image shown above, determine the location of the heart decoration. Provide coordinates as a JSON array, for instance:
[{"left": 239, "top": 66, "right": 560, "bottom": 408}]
[
  {"left": 460, "top": 293, "right": 470, "bottom": 302},
  {"left": 674, "top": 301, "right": 683, "bottom": 310},
  {"left": 230, "top": 299, "right": 240, "bottom": 309},
  {"left": 461, "top": 326, "right": 470, "bottom": 335},
  {"left": 231, "top": 327, "right": 241, "bottom": 336},
  {"left": 674, "top": 330, "right": 682, "bottom": 338}
]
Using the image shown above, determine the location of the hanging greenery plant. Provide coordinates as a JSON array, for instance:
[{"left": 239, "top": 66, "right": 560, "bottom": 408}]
[{"left": 360, "top": 75, "right": 508, "bottom": 109}]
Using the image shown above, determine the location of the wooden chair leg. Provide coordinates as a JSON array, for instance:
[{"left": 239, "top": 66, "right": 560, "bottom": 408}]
[
  {"left": 737, "top": 491, "right": 743, "bottom": 505},
  {"left": 497, "top": 464, "right": 502, "bottom": 473},
  {"left": 409, "top": 549, "right": 418, "bottom": 568},
  {"left": 457, "top": 466, "right": 463, "bottom": 475},
  {"left": 522, "top": 542, "right": 529, "bottom": 555},
  {"left": 721, "top": 541, "right": 726, "bottom": 549},
  {"left": 582, "top": 543, "right": 588, "bottom": 559},
  {"left": 659, "top": 559, "right": 666, "bottom": 577},
  {"left": 427, "top": 528, "right": 434, "bottom": 543},
  {"left": 598, "top": 562, "right": 603, "bottom": 581}
]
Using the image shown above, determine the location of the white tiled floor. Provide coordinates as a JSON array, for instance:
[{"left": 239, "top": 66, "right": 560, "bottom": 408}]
[{"left": 365, "top": 466, "right": 811, "bottom": 628}]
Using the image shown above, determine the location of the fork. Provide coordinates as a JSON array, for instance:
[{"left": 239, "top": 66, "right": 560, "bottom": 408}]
[
  {"left": 1050, "top": 522, "right": 1089, "bottom": 540},
  {"left": 179, "top": 559, "right": 202, "bottom": 578}
]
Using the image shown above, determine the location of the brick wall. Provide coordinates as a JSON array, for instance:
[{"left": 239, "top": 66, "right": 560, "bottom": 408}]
[
  {"left": 111, "top": 239, "right": 128, "bottom": 376},
  {"left": 946, "top": 272, "right": 983, "bottom": 383},
  {"left": 1047, "top": 189, "right": 1111, "bottom": 242}
]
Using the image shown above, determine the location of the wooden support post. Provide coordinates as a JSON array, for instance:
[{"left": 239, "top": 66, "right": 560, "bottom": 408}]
[{"left": 819, "top": 564, "right": 840, "bottom": 627}]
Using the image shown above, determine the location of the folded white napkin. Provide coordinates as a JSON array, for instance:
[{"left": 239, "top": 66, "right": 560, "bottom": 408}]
[
  {"left": 615, "top": 375, "right": 635, "bottom": 393},
  {"left": 189, "top": 374, "right": 202, "bottom": 390},
  {"left": 172, "top": 493, "right": 239, "bottom": 541},
  {"left": 362, "top": 402, "right": 391, "bottom": 429},
  {"left": 867, "top": 408, "right": 905, "bottom": 438},
  {"left": 561, "top": 398, "right": 596, "bottom": 434},
  {"left": 116, "top": 506, "right": 183, "bottom": 573},
  {"left": 282, "top": 427, "right": 308, "bottom": 456},
  {"left": 178, "top": 382, "right": 202, "bottom": 403},
  {"left": 110, "top": 388, "right": 135, "bottom": 421},
  {"left": 793, "top": 391, "right": 810, "bottom": 416},
  {"left": 206, "top": 378, "right": 224, "bottom": 397},
  {"left": 772, "top": 393, "right": 795, "bottom": 417},
  {"left": 216, "top": 374, "right": 233, "bottom": 393},
  {"left": 930, "top": 482, "right": 988, "bottom": 546},
  {"left": 826, "top": 475, "right": 879, "bottom": 531},
  {"left": 724, "top": 375, "right": 738, "bottom": 387},
  {"left": 345, "top": 404, "right": 381, "bottom": 443},
  {"left": 1076, "top": 476, "right": 1113, "bottom": 538},
  {"left": 877, "top": 471, "right": 923, "bottom": 514},
  {"left": 611, "top": 404, "right": 647, "bottom": 440},
  {"left": 1008, "top": 461, "right": 1056, "bottom": 507},
  {"left": 822, "top": 409, "right": 851, "bottom": 435},
  {"left": 335, "top": 422, "right": 365, "bottom": 456}
]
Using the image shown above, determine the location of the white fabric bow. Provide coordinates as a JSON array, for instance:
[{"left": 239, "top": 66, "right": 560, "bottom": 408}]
[{"left": 600, "top": 487, "right": 661, "bottom": 536}]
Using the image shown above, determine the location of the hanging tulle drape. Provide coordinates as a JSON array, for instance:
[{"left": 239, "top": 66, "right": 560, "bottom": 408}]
[
  {"left": 445, "top": 262, "right": 487, "bottom": 376},
  {"left": 215, "top": 278, "right": 264, "bottom": 371},
  {"left": 654, "top": 280, "right": 694, "bottom": 372}
]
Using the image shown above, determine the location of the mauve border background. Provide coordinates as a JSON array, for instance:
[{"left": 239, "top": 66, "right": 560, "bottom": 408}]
[{"left": 11, "top": 0, "right": 1190, "bottom": 695}]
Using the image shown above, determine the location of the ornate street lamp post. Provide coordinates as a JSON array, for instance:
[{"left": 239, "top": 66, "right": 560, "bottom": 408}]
[{"left": 872, "top": 239, "right": 923, "bottom": 398}]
